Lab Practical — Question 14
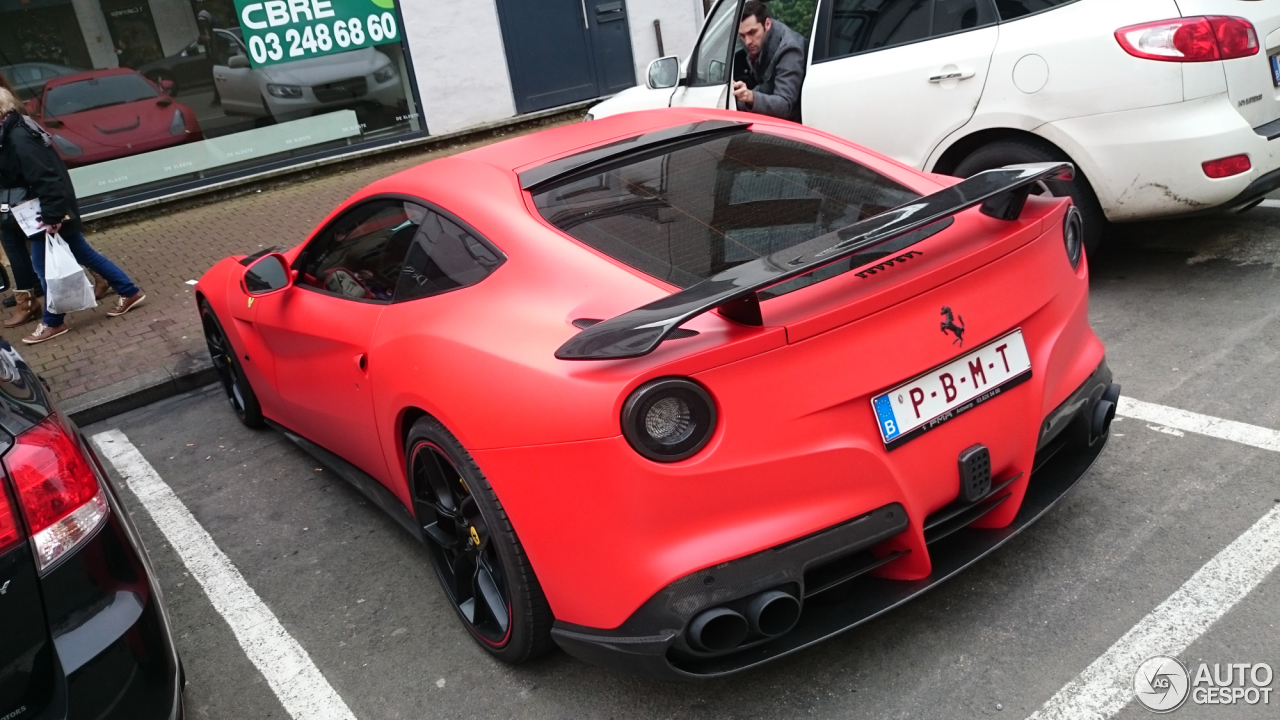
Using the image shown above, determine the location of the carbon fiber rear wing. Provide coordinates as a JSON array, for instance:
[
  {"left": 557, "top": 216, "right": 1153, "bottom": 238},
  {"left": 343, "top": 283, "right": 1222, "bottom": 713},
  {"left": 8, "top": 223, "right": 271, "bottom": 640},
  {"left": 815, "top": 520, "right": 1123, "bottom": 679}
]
[{"left": 556, "top": 162, "right": 1074, "bottom": 361}]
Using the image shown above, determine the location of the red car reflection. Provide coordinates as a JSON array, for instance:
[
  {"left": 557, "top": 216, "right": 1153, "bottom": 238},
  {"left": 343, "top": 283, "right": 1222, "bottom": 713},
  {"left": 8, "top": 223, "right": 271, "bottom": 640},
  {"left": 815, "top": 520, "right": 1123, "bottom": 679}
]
[{"left": 27, "top": 68, "right": 202, "bottom": 168}]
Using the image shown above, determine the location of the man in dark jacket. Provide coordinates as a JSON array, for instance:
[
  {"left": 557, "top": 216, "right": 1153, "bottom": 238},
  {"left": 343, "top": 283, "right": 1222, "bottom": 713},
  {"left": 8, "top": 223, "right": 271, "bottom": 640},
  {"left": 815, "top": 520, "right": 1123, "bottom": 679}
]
[{"left": 732, "top": 0, "right": 807, "bottom": 122}]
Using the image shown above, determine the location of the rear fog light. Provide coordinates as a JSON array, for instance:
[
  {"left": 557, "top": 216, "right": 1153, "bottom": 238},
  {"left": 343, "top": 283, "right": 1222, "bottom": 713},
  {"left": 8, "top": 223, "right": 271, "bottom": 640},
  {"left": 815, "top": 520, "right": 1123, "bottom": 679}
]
[
  {"left": 7, "top": 417, "right": 108, "bottom": 572},
  {"left": 1202, "top": 154, "right": 1252, "bottom": 178}
]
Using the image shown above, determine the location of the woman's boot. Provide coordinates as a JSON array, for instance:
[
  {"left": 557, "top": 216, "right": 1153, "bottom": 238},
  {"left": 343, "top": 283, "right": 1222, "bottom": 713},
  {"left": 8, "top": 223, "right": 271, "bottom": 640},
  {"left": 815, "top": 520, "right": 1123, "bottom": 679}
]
[{"left": 3, "top": 290, "right": 39, "bottom": 328}]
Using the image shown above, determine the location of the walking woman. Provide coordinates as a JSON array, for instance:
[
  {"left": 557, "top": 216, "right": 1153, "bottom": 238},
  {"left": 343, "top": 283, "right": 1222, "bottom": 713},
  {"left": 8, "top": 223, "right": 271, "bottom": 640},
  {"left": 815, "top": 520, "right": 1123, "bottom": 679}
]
[
  {"left": 0, "top": 86, "right": 145, "bottom": 344},
  {"left": 0, "top": 74, "right": 42, "bottom": 328}
]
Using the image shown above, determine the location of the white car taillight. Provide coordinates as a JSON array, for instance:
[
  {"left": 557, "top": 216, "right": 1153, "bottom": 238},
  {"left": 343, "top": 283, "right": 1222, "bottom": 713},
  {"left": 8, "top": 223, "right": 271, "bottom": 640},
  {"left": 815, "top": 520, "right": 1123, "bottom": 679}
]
[
  {"left": 7, "top": 417, "right": 109, "bottom": 573},
  {"left": 1116, "top": 16, "right": 1258, "bottom": 62}
]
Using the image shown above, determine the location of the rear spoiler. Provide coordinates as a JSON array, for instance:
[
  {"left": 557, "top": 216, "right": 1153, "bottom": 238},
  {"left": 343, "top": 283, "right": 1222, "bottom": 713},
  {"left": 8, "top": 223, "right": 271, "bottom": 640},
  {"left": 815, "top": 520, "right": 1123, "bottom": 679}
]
[{"left": 556, "top": 162, "right": 1075, "bottom": 361}]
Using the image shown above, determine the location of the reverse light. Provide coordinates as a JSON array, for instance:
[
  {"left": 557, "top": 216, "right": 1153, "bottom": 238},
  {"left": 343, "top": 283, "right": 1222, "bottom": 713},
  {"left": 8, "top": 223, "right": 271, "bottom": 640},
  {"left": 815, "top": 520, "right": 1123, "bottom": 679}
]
[
  {"left": 1063, "top": 206, "right": 1084, "bottom": 270},
  {"left": 1116, "top": 16, "right": 1258, "bottom": 62},
  {"left": 622, "top": 377, "right": 717, "bottom": 462},
  {"left": 8, "top": 417, "right": 109, "bottom": 572},
  {"left": 1203, "top": 154, "right": 1252, "bottom": 178},
  {"left": 266, "top": 84, "right": 303, "bottom": 98},
  {"left": 51, "top": 134, "right": 82, "bottom": 157},
  {"left": 169, "top": 108, "right": 187, "bottom": 136}
]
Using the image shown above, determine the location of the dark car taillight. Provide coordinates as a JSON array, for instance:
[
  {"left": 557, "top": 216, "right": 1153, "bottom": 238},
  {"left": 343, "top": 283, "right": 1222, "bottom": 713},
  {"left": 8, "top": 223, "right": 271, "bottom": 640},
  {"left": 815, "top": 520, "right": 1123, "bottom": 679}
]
[
  {"left": 1116, "top": 16, "right": 1258, "bottom": 62},
  {"left": 7, "top": 416, "right": 108, "bottom": 572},
  {"left": 1063, "top": 206, "right": 1084, "bottom": 270},
  {"left": 0, "top": 481, "right": 22, "bottom": 554},
  {"left": 622, "top": 378, "right": 717, "bottom": 462}
]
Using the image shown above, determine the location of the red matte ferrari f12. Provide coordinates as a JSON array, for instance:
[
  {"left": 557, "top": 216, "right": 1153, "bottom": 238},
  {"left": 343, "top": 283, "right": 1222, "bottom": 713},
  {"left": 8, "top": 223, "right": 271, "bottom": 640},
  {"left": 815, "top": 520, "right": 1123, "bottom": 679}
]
[{"left": 196, "top": 109, "right": 1118, "bottom": 678}]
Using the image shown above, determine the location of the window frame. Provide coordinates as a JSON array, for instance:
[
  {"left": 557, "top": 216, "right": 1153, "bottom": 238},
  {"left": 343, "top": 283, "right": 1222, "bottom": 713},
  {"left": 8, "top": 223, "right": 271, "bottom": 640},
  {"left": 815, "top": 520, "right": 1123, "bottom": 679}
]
[
  {"left": 991, "top": 0, "right": 1079, "bottom": 23},
  {"left": 291, "top": 193, "right": 506, "bottom": 306},
  {"left": 811, "top": 0, "right": 999, "bottom": 65}
]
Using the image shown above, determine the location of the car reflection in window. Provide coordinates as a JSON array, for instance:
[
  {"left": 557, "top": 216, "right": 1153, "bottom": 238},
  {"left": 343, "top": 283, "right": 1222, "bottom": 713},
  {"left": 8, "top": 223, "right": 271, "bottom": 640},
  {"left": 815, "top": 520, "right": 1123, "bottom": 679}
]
[{"left": 394, "top": 211, "right": 504, "bottom": 302}]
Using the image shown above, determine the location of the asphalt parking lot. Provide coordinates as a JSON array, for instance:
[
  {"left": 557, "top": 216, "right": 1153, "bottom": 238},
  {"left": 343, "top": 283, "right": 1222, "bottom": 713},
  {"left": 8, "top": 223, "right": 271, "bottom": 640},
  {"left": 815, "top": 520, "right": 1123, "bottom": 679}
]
[{"left": 84, "top": 208, "right": 1280, "bottom": 720}]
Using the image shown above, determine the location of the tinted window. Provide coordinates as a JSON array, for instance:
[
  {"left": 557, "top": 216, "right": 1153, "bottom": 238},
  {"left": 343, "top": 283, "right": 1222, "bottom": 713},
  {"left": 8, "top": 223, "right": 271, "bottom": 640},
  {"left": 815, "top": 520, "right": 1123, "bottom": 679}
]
[
  {"left": 298, "top": 200, "right": 425, "bottom": 303},
  {"left": 995, "top": 0, "right": 1073, "bottom": 20},
  {"left": 532, "top": 131, "right": 919, "bottom": 296},
  {"left": 690, "top": 0, "right": 738, "bottom": 86},
  {"left": 828, "top": 0, "right": 931, "bottom": 58},
  {"left": 44, "top": 73, "right": 159, "bottom": 116},
  {"left": 394, "top": 210, "right": 504, "bottom": 302},
  {"left": 934, "top": 0, "right": 993, "bottom": 35}
]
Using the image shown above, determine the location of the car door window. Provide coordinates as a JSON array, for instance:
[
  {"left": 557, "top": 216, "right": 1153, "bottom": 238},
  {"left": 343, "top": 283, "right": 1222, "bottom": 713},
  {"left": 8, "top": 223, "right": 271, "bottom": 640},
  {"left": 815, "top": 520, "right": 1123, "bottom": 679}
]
[
  {"left": 826, "top": 0, "right": 932, "bottom": 59},
  {"left": 993, "top": 0, "right": 1074, "bottom": 21},
  {"left": 213, "top": 31, "right": 244, "bottom": 65},
  {"left": 393, "top": 210, "right": 505, "bottom": 302},
  {"left": 297, "top": 199, "right": 427, "bottom": 303},
  {"left": 934, "top": 0, "right": 996, "bottom": 35},
  {"left": 690, "top": 0, "right": 739, "bottom": 86}
]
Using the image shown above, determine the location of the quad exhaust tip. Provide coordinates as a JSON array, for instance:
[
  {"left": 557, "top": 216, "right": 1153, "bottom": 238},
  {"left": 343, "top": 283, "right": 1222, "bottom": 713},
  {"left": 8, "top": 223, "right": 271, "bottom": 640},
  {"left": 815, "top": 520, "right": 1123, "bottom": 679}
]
[
  {"left": 746, "top": 590, "right": 801, "bottom": 637},
  {"left": 688, "top": 590, "right": 802, "bottom": 652},
  {"left": 1092, "top": 383, "right": 1121, "bottom": 440},
  {"left": 687, "top": 607, "right": 748, "bottom": 652}
]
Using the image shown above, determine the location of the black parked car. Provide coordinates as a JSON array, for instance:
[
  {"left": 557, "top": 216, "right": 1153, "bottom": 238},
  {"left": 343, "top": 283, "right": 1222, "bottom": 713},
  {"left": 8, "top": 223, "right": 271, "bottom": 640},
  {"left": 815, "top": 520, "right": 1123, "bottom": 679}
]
[
  {"left": 0, "top": 341, "right": 182, "bottom": 719},
  {"left": 136, "top": 39, "right": 216, "bottom": 98}
]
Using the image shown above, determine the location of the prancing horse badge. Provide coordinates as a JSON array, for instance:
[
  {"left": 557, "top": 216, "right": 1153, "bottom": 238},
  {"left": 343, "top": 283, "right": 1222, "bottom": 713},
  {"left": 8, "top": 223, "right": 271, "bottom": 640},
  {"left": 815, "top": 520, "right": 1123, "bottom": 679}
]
[{"left": 940, "top": 307, "right": 965, "bottom": 346}]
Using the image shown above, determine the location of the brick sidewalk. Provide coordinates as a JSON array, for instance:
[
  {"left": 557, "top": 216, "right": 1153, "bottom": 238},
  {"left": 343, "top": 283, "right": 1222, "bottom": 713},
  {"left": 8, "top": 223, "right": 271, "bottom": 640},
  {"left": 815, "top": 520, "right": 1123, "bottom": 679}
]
[{"left": 2, "top": 117, "right": 577, "bottom": 414}]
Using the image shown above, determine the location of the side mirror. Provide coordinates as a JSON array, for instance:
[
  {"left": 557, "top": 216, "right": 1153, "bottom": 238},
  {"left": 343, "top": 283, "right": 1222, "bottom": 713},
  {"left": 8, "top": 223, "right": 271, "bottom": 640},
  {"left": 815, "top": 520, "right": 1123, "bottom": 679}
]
[
  {"left": 160, "top": 78, "right": 177, "bottom": 96},
  {"left": 646, "top": 56, "right": 680, "bottom": 90},
  {"left": 228, "top": 54, "right": 251, "bottom": 69},
  {"left": 242, "top": 253, "right": 291, "bottom": 296}
]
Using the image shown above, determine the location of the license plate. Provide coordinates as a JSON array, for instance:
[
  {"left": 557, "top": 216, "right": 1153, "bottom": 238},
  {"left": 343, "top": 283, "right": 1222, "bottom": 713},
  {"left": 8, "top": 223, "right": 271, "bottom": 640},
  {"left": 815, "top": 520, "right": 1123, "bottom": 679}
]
[
  {"left": 1271, "top": 54, "right": 1280, "bottom": 87},
  {"left": 872, "top": 329, "right": 1032, "bottom": 450}
]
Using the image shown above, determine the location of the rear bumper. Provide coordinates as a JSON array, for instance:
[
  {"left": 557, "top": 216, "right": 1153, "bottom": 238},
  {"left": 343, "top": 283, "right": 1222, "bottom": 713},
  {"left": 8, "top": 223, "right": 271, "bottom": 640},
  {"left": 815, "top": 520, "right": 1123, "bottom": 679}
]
[
  {"left": 32, "top": 444, "right": 183, "bottom": 719},
  {"left": 551, "top": 361, "right": 1115, "bottom": 678},
  {"left": 1040, "top": 93, "right": 1280, "bottom": 221}
]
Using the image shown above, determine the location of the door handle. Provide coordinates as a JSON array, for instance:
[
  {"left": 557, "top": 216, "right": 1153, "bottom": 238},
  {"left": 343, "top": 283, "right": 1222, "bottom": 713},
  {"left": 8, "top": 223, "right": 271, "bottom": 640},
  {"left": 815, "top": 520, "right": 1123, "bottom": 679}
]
[
  {"left": 355, "top": 353, "right": 367, "bottom": 373},
  {"left": 929, "top": 67, "right": 976, "bottom": 83}
]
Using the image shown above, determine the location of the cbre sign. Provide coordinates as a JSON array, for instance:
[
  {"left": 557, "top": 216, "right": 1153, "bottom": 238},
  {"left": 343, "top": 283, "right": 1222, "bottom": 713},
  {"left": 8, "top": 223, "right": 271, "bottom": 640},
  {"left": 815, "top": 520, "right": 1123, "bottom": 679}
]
[{"left": 231, "top": 0, "right": 401, "bottom": 68}]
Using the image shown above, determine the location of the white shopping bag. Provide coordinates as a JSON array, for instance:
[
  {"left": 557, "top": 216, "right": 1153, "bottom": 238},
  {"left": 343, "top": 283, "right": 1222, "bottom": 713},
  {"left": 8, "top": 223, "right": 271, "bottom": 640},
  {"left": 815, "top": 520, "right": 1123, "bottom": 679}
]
[{"left": 43, "top": 233, "right": 97, "bottom": 314}]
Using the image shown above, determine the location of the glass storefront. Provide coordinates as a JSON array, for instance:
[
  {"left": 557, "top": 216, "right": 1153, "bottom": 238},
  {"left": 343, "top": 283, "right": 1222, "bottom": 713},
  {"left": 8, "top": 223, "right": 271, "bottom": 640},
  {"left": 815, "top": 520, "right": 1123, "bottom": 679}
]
[{"left": 0, "top": 0, "right": 424, "bottom": 210}]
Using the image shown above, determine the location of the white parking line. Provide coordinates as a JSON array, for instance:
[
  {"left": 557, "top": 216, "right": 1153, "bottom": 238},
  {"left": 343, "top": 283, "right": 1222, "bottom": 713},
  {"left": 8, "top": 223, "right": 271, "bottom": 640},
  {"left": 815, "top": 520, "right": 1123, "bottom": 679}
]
[
  {"left": 93, "top": 430, "right": 358, "bottom": 720},
  {"left": 1117, "top": 397, "right": 1280, "bottom": 453},
  {"left": 1029, "top": 399, "right": 1280, "bottom": 720},
  {"left": 1258, "top": 199, "right": 1280, "bottom": 209}
]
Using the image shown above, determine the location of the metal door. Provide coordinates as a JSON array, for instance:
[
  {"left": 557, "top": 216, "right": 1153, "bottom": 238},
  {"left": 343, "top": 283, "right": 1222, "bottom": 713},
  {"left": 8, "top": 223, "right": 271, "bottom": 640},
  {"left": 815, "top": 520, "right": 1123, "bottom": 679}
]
[{"left": 496, "top": 0, "right": 637, "bottom": 114}]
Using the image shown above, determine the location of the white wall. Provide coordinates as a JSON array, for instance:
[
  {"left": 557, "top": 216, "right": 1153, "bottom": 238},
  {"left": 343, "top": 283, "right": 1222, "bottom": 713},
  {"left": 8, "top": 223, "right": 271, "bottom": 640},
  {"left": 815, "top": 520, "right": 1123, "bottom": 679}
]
[
  {"left": 624, "top": 0, "right": 704, "bottom": 85},
  {"left": 72, "top": 0, "right": 119, "bottom": 69},
  {"left": 401, "top": 0, "right": 516, "bottom": 135}
]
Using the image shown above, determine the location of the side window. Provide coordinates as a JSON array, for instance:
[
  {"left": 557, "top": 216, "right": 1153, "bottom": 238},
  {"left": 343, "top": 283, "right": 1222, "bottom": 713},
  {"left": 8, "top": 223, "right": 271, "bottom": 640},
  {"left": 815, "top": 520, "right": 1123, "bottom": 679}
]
[
  {"left": 994, "top": 0, "right": 1073, "bottom": 21},
  {"left": 828, "top": 0, "right": 932, "bottom": 58},
  {"left": 690, "top": 0, "right": 739, "bottom": 86},
  {"left": 297, "top": 199, "right": 426, "bottom": 303},
  {"left": 934, "top": 0, "right": 996, "bottom": 35},
  {"left": 394, "top": 210, "right": 504, "bottom": 302}
]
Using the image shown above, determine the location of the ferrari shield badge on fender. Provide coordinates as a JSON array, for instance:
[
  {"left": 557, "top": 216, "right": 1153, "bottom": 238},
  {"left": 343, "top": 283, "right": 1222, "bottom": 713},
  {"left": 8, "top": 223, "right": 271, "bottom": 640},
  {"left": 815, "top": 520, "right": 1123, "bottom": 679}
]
[
  {"left": 940, "top": 307, "right": 965, "bottom": 346},
  {"left": 247, "top": 297, "right": 254, "bottom": 308}
]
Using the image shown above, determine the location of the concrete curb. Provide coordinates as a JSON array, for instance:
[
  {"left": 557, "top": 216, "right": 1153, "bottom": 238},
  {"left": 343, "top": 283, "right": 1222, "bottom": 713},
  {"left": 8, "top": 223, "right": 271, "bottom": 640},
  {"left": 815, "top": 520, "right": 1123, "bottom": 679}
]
[{"left": 63, "top": 355, "right": 218, "bottom": 427}]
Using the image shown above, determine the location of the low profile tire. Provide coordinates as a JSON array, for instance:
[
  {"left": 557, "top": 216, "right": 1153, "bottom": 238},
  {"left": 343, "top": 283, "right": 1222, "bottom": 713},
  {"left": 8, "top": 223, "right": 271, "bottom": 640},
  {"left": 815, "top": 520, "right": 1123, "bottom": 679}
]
[
  {"left": 406, "top": 416, "right": 553, "bottom": 663},
  {"left": 952, "top": 137, "right": 1108, "bottom": 258},
  {"left": 199, "top": 300, "right": 264, "bottom": 428}
]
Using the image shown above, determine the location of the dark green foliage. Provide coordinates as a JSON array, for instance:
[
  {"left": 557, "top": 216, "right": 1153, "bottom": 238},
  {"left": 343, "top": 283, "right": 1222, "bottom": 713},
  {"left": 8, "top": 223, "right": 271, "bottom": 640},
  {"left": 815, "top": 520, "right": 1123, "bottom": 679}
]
[{"left": 767, "top": 0, "right": 818, "bottom": 36}]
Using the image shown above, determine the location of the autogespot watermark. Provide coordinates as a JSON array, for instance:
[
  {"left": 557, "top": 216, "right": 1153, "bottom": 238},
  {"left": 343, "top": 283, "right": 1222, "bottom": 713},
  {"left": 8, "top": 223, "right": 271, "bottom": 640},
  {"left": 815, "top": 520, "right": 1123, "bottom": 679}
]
[{"left": 1134, "top": 656, "right": 1274, "bottom": 713}]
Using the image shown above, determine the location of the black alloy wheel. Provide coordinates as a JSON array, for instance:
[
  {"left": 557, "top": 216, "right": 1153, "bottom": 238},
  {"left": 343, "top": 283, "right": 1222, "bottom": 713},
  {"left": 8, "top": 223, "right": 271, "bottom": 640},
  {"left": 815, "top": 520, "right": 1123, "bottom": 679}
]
[
  {"left": 406, "top": 416, "right": 552, "bottom": 663},
  {"left": 952, "top": 137, "right": 1108, "bottom": 258},
  {"left": 199, "top": 300, "right": 263, "bottom": 428}
]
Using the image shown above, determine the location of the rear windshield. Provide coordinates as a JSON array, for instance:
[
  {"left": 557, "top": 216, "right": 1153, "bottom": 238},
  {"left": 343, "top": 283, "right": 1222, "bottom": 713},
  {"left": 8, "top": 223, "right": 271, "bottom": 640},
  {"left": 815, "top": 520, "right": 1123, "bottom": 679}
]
[
  {"left": 532, "top": 130, "right": 919, "bottom": 293},
  {"left": 45, "top": 73, "right": 158, "bottom": 116}
]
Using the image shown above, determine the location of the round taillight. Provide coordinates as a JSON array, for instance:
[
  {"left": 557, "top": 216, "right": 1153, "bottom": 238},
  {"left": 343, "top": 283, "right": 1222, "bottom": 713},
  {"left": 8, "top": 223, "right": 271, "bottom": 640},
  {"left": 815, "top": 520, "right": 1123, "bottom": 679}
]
[
  {"left": 1064, "top": 206, "right": 1084, "bottom": 270},
  {"left": 622, "top": 378, "right": 716, "bottom": 462}
]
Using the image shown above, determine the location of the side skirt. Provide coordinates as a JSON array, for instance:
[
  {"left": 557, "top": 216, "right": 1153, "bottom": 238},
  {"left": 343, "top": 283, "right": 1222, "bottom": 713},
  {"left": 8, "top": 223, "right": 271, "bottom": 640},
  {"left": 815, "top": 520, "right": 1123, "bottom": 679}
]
[{"left": 266, "top": 420, "right": 422, "bottom": 542}]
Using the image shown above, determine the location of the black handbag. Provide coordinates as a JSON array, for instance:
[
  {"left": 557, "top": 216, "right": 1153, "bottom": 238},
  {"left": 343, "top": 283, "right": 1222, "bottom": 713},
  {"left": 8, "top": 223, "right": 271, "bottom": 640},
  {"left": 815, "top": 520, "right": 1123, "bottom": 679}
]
[{"left": 0, "top": 186, "right": 28, "bottom": 217}]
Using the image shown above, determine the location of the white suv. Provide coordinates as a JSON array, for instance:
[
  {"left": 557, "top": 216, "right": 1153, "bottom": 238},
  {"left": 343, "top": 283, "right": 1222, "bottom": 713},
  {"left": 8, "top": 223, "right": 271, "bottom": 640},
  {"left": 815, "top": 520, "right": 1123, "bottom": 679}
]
[{"left": 589, "top": 0, "right": 1280, "bottom": 249}]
